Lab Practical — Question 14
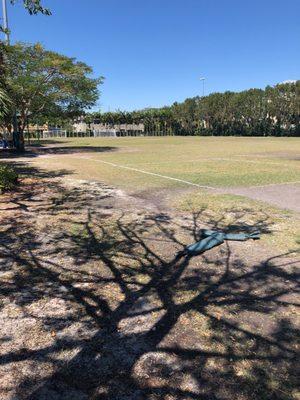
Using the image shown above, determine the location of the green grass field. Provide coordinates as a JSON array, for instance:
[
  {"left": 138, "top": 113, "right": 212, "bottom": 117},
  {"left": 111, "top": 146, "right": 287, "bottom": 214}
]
[
  {"left": 26, "top": 136, "right": 299, "bottom": 252},
  {"left": 32, "top": 136, "right": 300, "bottom": 190}
]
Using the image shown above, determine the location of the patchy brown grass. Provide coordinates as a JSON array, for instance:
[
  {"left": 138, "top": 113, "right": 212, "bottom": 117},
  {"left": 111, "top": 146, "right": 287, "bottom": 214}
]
[
  {"left": 174, "top": 191, "right": 300, "bottom": 253},
  {"left": 9, "top": 136, "right": 300, "bottom": 190},
  {"left": 0, "top": 164, "right": 299, "bottom": 400}
]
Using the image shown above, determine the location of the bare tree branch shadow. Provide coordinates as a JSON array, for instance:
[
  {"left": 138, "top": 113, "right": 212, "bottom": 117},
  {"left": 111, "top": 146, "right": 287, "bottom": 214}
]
[{"left": 0, "top": 166, "right": 299, "bottom": 400}]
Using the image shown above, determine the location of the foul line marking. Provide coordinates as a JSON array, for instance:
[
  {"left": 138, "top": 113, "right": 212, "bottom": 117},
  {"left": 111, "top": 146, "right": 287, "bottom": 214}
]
[
  {"left": 29, "top": 154, "right": 300, "bottom": 191},
  {"left": 79, "top": 156, "right": 216, "bottom": 190}
]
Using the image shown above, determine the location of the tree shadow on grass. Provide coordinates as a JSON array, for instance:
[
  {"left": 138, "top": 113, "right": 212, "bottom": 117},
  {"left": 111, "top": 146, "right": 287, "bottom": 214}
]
[
  {"left": 31, "top": 145, "right": 118, "bottom": 156},
  {"left": 5, "top": 160, "right": 73, "bottom": 179},
  {"left": 0, "top": 161, "right": 73, "bottom": 215},
  {"left": 0, "top": 144, "right": 117, "bottom": 159},
  {"left": 27, "top": 140, "right": 69, "bottom": 147},
  {"left": 0, "top": 168, "right": 299, "bottom": 400}
]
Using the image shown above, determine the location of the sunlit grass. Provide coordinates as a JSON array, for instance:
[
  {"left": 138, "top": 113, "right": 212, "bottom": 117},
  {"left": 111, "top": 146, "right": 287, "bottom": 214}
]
[
  {"left": 27, "top": 137, "right": 300, "bottom": 253},
  {"left": 31, "top": 136, "right": 300, "bottom": 189}
]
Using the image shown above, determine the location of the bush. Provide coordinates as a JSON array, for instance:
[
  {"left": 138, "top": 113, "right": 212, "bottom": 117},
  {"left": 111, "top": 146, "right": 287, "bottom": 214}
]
[{"left": 0, "top": 164, "right": 18, "bottom": 192}]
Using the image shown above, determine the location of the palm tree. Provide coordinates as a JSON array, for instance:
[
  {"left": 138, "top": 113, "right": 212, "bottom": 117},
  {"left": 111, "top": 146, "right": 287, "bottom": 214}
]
[{"left": 0, "top": 86, "right": 11, "bottom": 119}]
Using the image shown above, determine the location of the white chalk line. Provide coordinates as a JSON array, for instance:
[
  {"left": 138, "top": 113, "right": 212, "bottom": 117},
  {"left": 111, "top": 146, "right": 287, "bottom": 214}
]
[
  {"left": 78, "top": 156, "right": 216, "bottom": 190},
  {"left": 79, "top": 156, "right": 300, "bottom": 190},
  {"left": 31, "top": 154, "right": 300, "bottom": 191}
]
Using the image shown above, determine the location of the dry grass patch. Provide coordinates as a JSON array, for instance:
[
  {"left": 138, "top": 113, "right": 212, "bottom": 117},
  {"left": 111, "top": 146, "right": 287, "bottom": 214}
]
[{"left": 174, "top": 191, "right": 300, "bottom": 253}]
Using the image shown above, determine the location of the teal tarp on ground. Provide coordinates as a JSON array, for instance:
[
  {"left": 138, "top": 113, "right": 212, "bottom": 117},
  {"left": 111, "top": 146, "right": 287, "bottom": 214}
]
[{"left": 186, "top": 230, "right": 260, "bottom": 255}]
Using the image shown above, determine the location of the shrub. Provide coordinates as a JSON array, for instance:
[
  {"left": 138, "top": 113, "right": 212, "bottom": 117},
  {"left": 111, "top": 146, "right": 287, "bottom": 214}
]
[{"left": 0, "top": 164, "right": 18, "bottom": 192}]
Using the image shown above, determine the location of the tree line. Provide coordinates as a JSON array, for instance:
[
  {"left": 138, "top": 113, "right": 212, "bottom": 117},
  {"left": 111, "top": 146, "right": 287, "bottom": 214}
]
[
  {"left": 89, "top": 82, "right": 299, "bottom": 137},
  {"left": 1, "top": 39, "right": 299, "bottom": 145}
]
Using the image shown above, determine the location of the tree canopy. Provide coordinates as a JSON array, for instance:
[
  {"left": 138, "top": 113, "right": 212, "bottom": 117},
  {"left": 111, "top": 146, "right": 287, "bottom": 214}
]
[
  {"left": 0, "top": 87, "right": 11, "bottom": 119},
  {"left": 3, "top": 42, "right": 103, "bottom": 133},
  {"left": 0, "top": 0, "right": 51, "bottom": 138},
  {"left": 87, "top": 81, "right": 299, "bottom": 137}
]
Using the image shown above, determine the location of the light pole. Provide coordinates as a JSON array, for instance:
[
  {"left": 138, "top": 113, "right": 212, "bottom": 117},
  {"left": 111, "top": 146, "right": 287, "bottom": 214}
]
[
  {"left": 199, "top": 77, "right": 206, "bottom": 135},
  {"left": 199, "top": 77, "right": 205, "bottom": 97},
  {"left": 2, "top": 0, "right": 10, "bottom": 44},
  {"left": 1, "top": 0, "right": 22, "bottom": 150}
]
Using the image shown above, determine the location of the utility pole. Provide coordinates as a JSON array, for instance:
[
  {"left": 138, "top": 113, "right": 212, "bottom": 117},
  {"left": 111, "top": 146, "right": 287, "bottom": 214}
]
[
  {"left": 2, "top": 0, "right": 10, "bottom": 44},
  {"left": 199, "top": 77, "right": 206, "bottom": 135},
  {"left": 2, "top": 0, "right": 23, "bottom": 151}
]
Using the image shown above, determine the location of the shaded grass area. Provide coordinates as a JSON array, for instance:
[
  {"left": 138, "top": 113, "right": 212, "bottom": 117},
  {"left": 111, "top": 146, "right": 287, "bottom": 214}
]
[
  {"left": 0, "top": 163, "right": 299, "bottom": 400},
  {"left": 26, "top": 136, "right": 300, "bottom": 189},
  {"left": 0, "top": 164, "right": 18, "bottom": 192},
  {"left": 174, "top": 191, "right": 300, "bottom": 253}
]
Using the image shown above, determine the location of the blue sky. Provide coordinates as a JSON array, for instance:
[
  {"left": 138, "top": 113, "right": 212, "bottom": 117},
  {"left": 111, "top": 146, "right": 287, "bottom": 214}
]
[{"left": 4, "top": 0, "right": 300, "bottom": 111}]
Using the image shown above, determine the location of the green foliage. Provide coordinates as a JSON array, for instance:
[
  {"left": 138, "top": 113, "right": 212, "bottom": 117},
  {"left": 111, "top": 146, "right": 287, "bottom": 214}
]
[
  {"left": 3, "top": 42, "right": 103, "bottom": 132},
  {"left": 0, "top": 164, "right": 18, "bottom": 192},
  {"left": 0, "top": 44, "right": 10, "bottom": 120},
  {"left": 10, "top": 0, "right": 51, "bottom": 15},
  {"left": 0, "top": 86, "right": 11, "bottom": 119},
  {"left": 89, "top": 81, "right": 300, "bottom": 137},
  {"left": 0, "top": 1, "right": 50, "bottom": 33}
]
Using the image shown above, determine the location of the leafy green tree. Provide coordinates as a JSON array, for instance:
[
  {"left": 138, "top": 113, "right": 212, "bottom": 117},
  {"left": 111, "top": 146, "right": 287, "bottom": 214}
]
[
  {"left": 84, "top": 81, "right": 299, "bottom": 138},
  {"left": 0, "top": 0, "right": 51, "bottom": 149},
  {"left": 265, "top": 82, "right": 300, "bottom": 136},
  {"left": 3, "top": 42, "right": 103, "bottom": 146}
]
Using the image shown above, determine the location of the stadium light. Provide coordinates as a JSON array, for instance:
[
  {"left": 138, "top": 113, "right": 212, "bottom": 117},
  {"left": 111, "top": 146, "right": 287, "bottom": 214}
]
[
  {"left": 199, "top": 77, "right": 205, "bottom": 97},
  {"left": 2, "top": 0, "right": 10, "bottom": 44}
]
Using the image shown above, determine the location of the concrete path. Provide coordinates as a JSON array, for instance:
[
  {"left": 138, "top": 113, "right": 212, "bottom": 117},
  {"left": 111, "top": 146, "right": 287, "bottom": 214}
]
[{"left": 223, "top": 183, "right": 300, "bottom": 213}]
